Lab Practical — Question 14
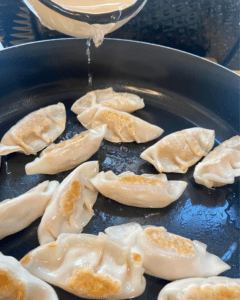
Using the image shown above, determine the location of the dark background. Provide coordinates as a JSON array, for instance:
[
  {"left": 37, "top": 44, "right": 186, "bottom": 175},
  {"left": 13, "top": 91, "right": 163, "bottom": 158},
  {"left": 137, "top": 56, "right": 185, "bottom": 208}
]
[{"left": 0, "top": 0, "right": 239, "bottom": 70}]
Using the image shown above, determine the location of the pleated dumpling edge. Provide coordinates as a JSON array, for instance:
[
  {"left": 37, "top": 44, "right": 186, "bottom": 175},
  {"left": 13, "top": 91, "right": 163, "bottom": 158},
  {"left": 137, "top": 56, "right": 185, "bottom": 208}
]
[
  {"left": 0, "top": 102, "right": 66, "bottom": 156},
  {"left": 77, "top": 105, "right": 164, "bottom": 143},
  {"left": 71, "top": 87, "right": 145, "bottom": 115},
  {"left": 0, "top": 252, "right": 59, "bottom": 300},
  {"left": 21, "top": 232, "right": 146, "bottom": 299},
  {"left": 141, "top": 128, "right": 215, "bottom": 173},
  {"left": 25, "top": 124, "right": 107, "bottom": 175},
  {"left": 157, "top": 277, "right": 240, "bottom": 300}
]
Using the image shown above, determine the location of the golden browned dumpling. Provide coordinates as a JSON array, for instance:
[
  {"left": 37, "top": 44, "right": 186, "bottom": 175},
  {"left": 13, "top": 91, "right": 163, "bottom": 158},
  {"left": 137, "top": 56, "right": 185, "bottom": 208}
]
[
  {"left": 91, "top": 171, "right": 187, "bottom": 208},
  {"left": 0, "top": 253, "right": 59, "bottom": 299},
  {"left": 38, "top": 161, "right": 99, "bottom": 245},
  {"left": 158, "top": 277, "right": 240, "bottom": 300},
  {"left": 77, "top": 105, "right": 163, "bottom": 143},
  {"left": 141, "top": 128, "right": 215, "bottom": 173},
  {"left": 105, "top": 223, "right": 230, "bottom": 281},
  {"left": 25, "top": 125, "right": 106, "bottom": 175},
  {"left": 194, "top": 135, "right": 240, "bottom": 188},
  {"left": 21, "top": 233, "right": 146, "bottom": 299},
  {"left": 0, "top": 103, "right": 66, "bottom": 156},
  {"left": 71, "top": 87, "right": 144, "bottom": 114}
]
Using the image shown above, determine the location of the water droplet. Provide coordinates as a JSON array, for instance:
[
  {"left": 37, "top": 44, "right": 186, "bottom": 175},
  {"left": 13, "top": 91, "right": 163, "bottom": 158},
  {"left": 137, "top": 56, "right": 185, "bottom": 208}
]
[
  {"left": 5, "top": 161, "right": 11, "bottom": 175},
  {"left": 103, "top": 157, "right": 112, "bottom": 165},
  {"left": 101, "top": 212, "right": 107, "bottom": 222},
  {"left": 209, "top": 211, "right": 217, "bottom": 216},
  {"left": 221, "top": 242, "right": 237, "bottom": 261},
  {"left": 88, "top": 74, "right": 93, "bottom": 86},
  {"left": 120, "top": 146, "right": 129, "bottom": 153}
]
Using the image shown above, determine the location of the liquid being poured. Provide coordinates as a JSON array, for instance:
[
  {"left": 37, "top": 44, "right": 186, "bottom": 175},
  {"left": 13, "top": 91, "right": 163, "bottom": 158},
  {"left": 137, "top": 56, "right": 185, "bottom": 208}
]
[
  {"left": 91, "top": 24, "right": 105, "bottom": 48},
  {"left": 50, "top": 0, "right": 136, "bottom": 47},
  {"left": 86, "top": 38, "right": 93, "bottom": 86},
  {"left": 4, "top": 161, "right": 11, "bottom": 175}
]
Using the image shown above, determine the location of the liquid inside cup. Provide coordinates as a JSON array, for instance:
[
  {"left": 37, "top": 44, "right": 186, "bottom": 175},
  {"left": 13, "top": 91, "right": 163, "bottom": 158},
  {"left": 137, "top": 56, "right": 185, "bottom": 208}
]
[{"left": 51, "top": 0, "right": 138, "bottom": 14}]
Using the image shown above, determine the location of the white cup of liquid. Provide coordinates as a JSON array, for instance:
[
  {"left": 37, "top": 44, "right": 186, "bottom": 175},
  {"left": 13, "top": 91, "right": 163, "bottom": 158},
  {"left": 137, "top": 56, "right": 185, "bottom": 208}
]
[{"left": 23, "top": 0, "right": 147, "bottom": 47}]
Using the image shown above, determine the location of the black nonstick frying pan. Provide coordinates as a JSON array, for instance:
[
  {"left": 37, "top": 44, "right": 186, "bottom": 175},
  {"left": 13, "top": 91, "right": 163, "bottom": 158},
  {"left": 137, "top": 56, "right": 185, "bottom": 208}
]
[{"left": 0, "top": 38, "right": 239, "bottom": 299}]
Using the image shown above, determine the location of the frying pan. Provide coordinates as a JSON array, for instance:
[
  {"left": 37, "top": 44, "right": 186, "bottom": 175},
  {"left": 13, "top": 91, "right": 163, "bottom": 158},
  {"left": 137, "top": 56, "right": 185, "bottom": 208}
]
[{"left": 0, "top": 38, "right": 239, "bottom": 299}]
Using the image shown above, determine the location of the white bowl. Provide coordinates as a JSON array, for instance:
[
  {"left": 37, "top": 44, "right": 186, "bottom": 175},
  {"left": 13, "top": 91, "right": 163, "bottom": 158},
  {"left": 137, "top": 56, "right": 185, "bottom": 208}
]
[{"left": 23, "top": 0, "right": 147, "bottom": 46}]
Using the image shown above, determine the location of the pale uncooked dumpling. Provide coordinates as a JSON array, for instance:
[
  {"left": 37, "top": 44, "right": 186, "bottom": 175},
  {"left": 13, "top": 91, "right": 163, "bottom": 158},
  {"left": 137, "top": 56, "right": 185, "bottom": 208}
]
[
  {"left": 194, "top": 135, "right": 240, "bottom": 188},
  {"left": 71, "top": 87, "right": 145, "bottom": 115},
  {"left": 105, "top": 223, "right": 230, "bottom": 281},
  {"left": 0, "top": 180, "right": 59, "bottom": 240},
  {"left": 91, "top": 171, "right": 187, "bottom": 208},
  {"left": 0, "top": 103, "right": 66, "bottom": 156},
  {"left": 25, "top": 124, "right": 107, "bottom": 175},
  {"left": 21, "top": 233, "right": 146, "bottom": 299},
  {"left": 0, "top": 252, "right": 59, "bottom": 300},
  {"left": 158, "top": 277, "right": 240, "bottom": 300},
  {"left": 141, "top": 128, "right": 215, "bottom": 173},
  {"left": 38, "top": 161, "right": 99, "bottom": 245},
  {"left": 77, "top": 105, "right": 164, "bottom": 143}
]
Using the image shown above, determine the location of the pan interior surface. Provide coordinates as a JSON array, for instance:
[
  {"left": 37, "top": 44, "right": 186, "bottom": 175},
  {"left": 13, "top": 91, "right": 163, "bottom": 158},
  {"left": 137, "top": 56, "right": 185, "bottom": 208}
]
[{"left": 0, "top": 39, "right": 239, "bottom": 300}]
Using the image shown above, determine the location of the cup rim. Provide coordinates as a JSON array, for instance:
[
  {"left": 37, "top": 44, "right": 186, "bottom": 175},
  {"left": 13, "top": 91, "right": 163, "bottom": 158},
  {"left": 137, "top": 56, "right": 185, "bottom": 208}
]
[{"left": 38, "top": 0, "right": 146, "bottom": 24}]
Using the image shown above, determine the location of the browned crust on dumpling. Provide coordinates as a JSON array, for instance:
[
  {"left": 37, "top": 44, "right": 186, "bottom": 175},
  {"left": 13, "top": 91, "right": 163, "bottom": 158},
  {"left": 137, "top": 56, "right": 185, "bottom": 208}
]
[
  {"left": 46, "top": 242, "right": 57, "bottom": 248},
  {"left": 0, "top": 270, "right": 26, "bottom": 300},
  {"left": 44, "top": 135, "right": 86, "bottom": 155},
  {"left": 60, "top": 180, "right": 81, "bottom": 216},
  {"left": 119, "top": 176, "right": 164, "bottom": 186},
  {"left": 144, "top": 228, "right": 195, "bottom": 257},
  {"left": 212, "top": 182, "right": 227, "bottom": 187},
  {"left": 66, "top": 267, "right": 120, "bottom": 297},
  {"left": 132, "top": 252, "right": 142, "bottom": 264},
  {"left": 184, "top": 284, "right": 240, "bottom": 300},
  {"left": 104, "top": 110, "right": 131, "bottom": 128},
  {"left": 103, "top": 110, "right": 136, "bottom": 140},
  {"left": 20, "top": 254, "right": 31, "bottom": 265},
  {"left": 13, "top": 114, "right": 52, "bottom": 152},
  {"left": 156, "top": 134, "right": 202, "bottom": 172}
]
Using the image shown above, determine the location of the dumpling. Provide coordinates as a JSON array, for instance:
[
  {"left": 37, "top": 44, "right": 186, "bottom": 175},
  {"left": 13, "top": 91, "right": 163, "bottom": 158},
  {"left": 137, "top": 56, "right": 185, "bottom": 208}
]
[
  {"left": 71, "top": 87, "right": 145, "bottom": 115},
  {"left": 158, "top": 277, "right": 240, "bottom": 300},
  {"left": 25, "top": 124, "right": 107, "bottom": 175},
  {"left": 0, "top": 252, "right": 59, "bottom": 300},
  {"left": 105, "top": 223, "right": 230, "bottom": 281},
  {"left": 194, "top": 135, "right": 240, "bottom": 188},
  {"left": 38, "top": 161, "right": 99, "bottom": 245},
  {"left": 0, "top": 180, "right": 59, "bottom": 240},
  {"left": 77, "top": 105, "right": 164, "bottom": 143},
  {"left": 0, "top": 144, "right": 23, "bottom": 155},
  {"left": 91, "top": 171, "right": 187, "bottom": 208},
  {"left": 141, "top": 128, "right": 215, "bottom": 173},
  {"left": 0, "top": 103, "right": 66, "bottom": 156},
  {"left": 21, "top": 233, "right": 146, "bottom": 299},
  {"left": 0, "top": 144, "right": 23, "bottom": 168}
]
